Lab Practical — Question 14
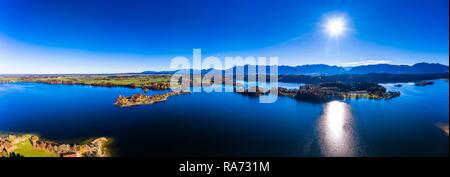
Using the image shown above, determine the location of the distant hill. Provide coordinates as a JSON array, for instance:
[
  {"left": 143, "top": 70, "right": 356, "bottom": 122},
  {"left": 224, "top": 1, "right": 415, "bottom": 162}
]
[
  {"left": 141, "top": 70, "right": 177, "bottom": 74},
  {"left": 141, "top": 62, "right": 448, "bottom": 75},
  {"left": 278, "top": 73, "right": 449, "bottom": 84},
  {"left": 141, "top": 64, "right": 346, "bottom": 75},
  {"left": 280, "top": 64, "right": 346, "bottom": 75},
  {"left": 347, "top": 62, "right": 449, "bottom": 74}
]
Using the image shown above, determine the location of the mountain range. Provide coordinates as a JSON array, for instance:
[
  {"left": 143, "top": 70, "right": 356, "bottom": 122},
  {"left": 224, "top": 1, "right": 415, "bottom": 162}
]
[{"left": 141, "top": 62, "right": 449, "bottom": 75}]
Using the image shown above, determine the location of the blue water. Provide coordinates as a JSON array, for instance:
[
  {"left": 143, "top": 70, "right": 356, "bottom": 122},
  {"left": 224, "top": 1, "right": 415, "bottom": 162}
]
[{"left": 0, "top": 80, "right": 448, "bottom": 156}]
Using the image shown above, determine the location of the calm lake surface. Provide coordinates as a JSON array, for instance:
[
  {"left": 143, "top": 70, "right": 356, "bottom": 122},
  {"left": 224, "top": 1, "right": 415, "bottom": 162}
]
[{"left": 0, "top": 80, "right": 448, "bottom": 156}]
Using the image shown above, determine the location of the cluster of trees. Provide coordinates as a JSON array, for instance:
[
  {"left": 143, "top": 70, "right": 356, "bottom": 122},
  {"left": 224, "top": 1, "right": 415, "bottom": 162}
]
[
  {"left": 318, "top": 82, "right": 386, "bottom": 94},
  {"left": 288, "top": 81, "right": 399, "bottom": 103},
  {"left": 294, "top": 85, "right": 343, "bottom": 103}
]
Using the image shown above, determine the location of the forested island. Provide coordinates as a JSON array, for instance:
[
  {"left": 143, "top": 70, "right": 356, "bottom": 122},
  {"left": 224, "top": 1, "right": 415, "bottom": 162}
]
[
  {"left": 1, "top": 133, "right": 110, "bottom": 157},
  {"left": 115, "top": 91, "right": 190, "bottom": 107},
  {"left": 278, "top": 82, "right": 400, "bottom": 103},
  {"left": 234, "top": 86, "right": 270, "bottom": 97},
  {"left": 414, "top": 81, "right": 434, "bottom": 86},
  {"left": 232, "top": 82, "right": 400, "bottom": 103}
]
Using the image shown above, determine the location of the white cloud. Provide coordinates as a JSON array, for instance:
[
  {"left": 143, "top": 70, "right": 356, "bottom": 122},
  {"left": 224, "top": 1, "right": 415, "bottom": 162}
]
[{"left": 341, "top": 60, "right": 392, "bottom": 67}]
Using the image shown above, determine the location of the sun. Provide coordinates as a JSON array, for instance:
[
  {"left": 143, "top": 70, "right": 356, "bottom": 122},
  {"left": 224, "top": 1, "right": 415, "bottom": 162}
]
[{"left": 325, "top": 16, "right": 347, "bottom": 38}]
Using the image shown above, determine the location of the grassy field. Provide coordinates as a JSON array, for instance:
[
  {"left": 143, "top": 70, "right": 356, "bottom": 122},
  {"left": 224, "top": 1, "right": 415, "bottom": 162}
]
[
  {"left": 13, "top": 140, "right": 59, "bottom": 157},
  {"left": 0, "top": 75, "right": 172, "bottom": 88}
]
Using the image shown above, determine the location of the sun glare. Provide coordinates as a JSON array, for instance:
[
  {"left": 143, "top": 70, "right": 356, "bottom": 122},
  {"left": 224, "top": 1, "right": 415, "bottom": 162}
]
[
  {"left": 325, "top": 16, "right": 347, "bottom": 38},
  {"left": 318, "top": 101, "right": 356, "bottom": 157}
]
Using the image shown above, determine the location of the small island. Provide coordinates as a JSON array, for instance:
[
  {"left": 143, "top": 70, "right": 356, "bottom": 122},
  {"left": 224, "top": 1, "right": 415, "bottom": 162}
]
[
  {"left": 1, "top": 133, "right": 110, "bottom": 157},
  {"left": 414, "top": 81, "right": 434, "bottom": 86},
  {"left": 234, "top": 86, "right": 270, "bottom": 97},
  {"left": 115, "top": 90, "right": 190, "bottom": 107}
]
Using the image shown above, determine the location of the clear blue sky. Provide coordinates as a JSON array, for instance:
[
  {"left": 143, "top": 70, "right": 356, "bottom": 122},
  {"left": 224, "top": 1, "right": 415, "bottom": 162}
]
[{"left": 0, "top": 0, "right": 448, "bottom": 74}]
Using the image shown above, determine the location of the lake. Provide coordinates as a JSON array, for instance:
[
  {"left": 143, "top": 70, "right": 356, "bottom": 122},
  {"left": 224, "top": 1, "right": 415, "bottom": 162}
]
[{"left": 0, "top": 80, "right": 448, "bottom": 156}]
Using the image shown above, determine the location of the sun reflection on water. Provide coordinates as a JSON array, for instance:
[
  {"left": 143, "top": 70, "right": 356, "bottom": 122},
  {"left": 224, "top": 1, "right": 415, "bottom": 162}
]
[{"left": 318, "top": 101, "right": 357, "bottom": 157}]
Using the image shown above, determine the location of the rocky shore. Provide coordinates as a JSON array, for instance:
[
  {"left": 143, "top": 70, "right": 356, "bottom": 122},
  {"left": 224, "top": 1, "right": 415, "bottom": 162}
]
[
  {"left": 436, "top": 123, "right": 449, "bottom": 136},
  {"left": 0, "top": 134, "right": 110, "bottom": 157},
  {"left": 115, "top": 90, "right": 190, "bottom": 107}
]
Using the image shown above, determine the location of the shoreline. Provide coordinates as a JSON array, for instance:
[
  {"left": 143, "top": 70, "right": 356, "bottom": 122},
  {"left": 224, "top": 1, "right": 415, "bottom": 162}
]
[
  {"left": 436, "top": 123, "right": 449, "bottom": 136},
  {"left": 0, "top": 75, "right": 173, "bottom": 91},
  {"left": 1, "top": 133, "right": 111, "bottom": 157}
]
